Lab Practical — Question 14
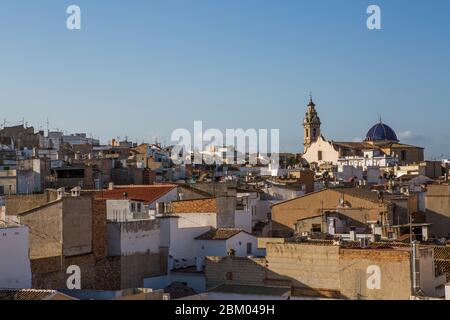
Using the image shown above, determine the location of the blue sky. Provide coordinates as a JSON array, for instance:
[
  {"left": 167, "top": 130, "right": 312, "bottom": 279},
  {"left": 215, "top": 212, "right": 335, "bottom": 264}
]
[{"left": 0, "top": 0, "right": 449, "bottom": 158}]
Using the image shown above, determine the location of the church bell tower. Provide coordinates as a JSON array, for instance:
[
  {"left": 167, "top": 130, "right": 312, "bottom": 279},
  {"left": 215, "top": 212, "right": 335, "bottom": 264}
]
[{"left": 303, "top": 94, "right": 321, "bottom": 152}]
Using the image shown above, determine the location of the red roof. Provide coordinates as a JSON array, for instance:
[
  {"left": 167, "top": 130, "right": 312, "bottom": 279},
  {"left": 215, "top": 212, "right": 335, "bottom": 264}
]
[{"left": 95, "top": 185, "right": 177, "bottom": 204}]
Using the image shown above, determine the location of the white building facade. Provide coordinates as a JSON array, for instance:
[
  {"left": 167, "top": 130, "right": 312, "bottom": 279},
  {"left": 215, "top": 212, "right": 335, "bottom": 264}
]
[{"left": 0, "top": 223, "right": 32, "bottom": 289}]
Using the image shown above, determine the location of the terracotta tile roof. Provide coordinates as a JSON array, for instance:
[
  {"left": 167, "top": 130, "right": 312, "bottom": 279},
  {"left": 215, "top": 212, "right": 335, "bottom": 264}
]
[
  {"left": 332, "top": 141, "right": 373, "bottom": 150},
  {"left": 195, "top": 228, "right": 246, "bottom": 240},
  {"left": 95, "top": 185, "right": 176, "bottom": 204},
  {"left": 332, "top": 141, "right": 423, "bottom": 151},
  {"left": 0, "top": 289, "right": 58, "bottom": 300},
  {"left": 171, "top": 198, "right": 217, "bottom": 213},
  {"left": 383, "top": 142, "right": 424, "bottom": 149}
]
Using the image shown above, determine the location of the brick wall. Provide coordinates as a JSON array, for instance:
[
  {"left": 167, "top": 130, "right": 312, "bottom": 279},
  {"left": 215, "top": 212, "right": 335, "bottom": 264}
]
[
  {"left": 120, "top": 252, "right": 165, "bottom": 289},
  {"left": 29, "top": 195, "right": 111, "bottom": 290},
  {"left": 95, "top": 257, "right": 121, "bottom": 290},
  {"left": 5, "top": 191, "right": 56, "bottom": 216},
  {"left": 31, "top": 253, "right": 96, "bottom": 290},
  {"left": 143, "top": 169, "right": 156, "bottom": 185},
  {"left": 83, "top": 166, "right": 95, "bottom": 190},
  {"left": 92, "top": 199, "right": 107, "bottom": 261},
  {"left": 31, "top": 256, "right": 64, "bottom": 289}
]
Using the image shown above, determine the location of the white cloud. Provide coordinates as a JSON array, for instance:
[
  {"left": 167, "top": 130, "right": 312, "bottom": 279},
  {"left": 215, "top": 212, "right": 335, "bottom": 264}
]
[
  {"left": 398, "top": 130, "right": 430, "bottom": 145},
  {"left": 398, "top": 130, "right": 414, "bottom": 140}
]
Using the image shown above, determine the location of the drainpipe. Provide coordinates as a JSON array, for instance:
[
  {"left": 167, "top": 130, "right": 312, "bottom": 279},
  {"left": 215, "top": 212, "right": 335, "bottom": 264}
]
[{"left": 411, "top": 241, "right": 421, "bottom": 296}]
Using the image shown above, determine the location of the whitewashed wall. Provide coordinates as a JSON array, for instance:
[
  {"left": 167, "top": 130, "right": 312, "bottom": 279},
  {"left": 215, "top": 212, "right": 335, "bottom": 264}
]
[
  {"left": 149, "top": 188, "right": 179, "bottom": 209},
  {"left": 225, "top": 232, "right": 260, "bottom": 257},
  {"left": 303, "top": 136, "right": 340, "bottom": 165},
  {"left": 0, "top": 225, "right": 32, "bottom": 289},
  {"left": 162, "top": 213, "right": 217, "bottom": 268},
  {"left": 107, "top": 220, "right": 161, "bottom": 256}
]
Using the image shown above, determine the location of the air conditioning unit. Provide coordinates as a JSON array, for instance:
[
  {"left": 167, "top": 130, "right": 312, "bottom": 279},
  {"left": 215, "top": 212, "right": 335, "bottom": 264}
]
[
  {"left": 181, "top": 259, "right": 188, "bottom": 269},
  {"left": 174, "top": 260, "right": 181, "bottom": 269}
]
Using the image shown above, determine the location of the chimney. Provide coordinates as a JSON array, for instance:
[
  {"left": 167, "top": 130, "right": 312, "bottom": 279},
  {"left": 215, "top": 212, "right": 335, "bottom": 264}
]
[
  {"left": 71, "top": 186, "right": 81, "bottom": 197},
  {"left": 57, "top": 187, "right": 65, "bottom": 200}
]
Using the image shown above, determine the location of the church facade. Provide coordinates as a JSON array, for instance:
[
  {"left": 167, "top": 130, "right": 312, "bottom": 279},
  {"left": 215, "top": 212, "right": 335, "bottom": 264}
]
[{"left": 301, "top": 97, "right": 424, "bottom": 166}]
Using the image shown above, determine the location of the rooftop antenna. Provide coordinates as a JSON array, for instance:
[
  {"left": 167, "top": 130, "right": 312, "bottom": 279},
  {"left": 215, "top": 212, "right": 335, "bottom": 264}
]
[{"left": 379, "top": 114, "right": 383, "bottom": 123}]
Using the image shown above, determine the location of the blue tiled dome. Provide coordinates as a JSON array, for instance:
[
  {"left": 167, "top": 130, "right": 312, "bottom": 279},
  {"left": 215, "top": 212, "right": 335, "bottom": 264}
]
[{"left": 365, "top": 122, "right": 398, "bottom": 142}]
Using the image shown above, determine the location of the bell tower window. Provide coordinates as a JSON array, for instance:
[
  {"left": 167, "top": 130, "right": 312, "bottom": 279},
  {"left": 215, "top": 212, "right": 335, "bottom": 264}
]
[{"left": 302, "top": 94, "right": 321, "bottom": 153}]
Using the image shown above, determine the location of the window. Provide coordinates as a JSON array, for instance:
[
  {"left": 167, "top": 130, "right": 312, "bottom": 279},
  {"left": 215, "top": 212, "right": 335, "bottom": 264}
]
[
  {"left": 311, "top": 224, "right": 322, "bottom": 233},
  {"left": 130, "top": 203, "right": 136, "bottom": 212},
  {"left": 401, "top": 150, "right": 407, "bottom": 161},
  {"left": 246, "top": 243, "right": 253, "bottom": 255},
  {"left": 306, "top": 129, "right": 309, "bottom": 138},
  {"left": 137, "top": 203, "right": 142, "bottom": 212},
  {"left": 313, "top": 128, "right": 317, "bottom": 137},
  {"left": 226, "top": 272, "right": 233, "bottom": 281},
  {"left": 318, "top": 151, "right": 323, "bottom": 161}
]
